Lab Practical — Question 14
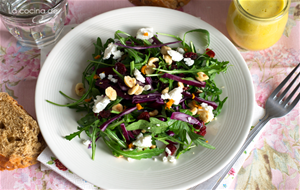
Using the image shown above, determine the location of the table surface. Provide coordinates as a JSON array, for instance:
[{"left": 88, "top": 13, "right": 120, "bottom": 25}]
[{"left": 0, "top": 0, "right": 300, "bottom": 189}]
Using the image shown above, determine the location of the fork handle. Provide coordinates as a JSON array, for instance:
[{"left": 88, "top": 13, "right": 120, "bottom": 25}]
[{"left": 211, "top": 114, "right": 272, "bottom": 190}]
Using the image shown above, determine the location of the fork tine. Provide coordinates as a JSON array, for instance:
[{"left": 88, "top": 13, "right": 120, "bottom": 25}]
[
  {"left": 277, "top": 72, "right": 300, "bottom": 102},
  {"left": 282, "top": 82, "right": 300, "bottom": 107},
  {"left": 287, "top": 92, "right": 300, "bottom": 112},
  {"left": 270, "top": 63, "right": 300, "bottom": 99}
]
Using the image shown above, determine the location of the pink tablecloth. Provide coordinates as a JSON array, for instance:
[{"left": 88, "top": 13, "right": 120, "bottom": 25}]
[{"left": 0, "top": 0, "right": 299, "bottom": 189}]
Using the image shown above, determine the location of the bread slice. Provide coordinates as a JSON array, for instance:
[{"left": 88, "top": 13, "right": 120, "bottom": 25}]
[{"left": 0, "top": 92, "right": 46, "bottom": 171}]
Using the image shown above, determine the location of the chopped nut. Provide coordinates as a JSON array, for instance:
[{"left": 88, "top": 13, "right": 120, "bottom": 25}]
[
  {"left": 112, "top": 103, "right": 123, "bottom": 112},
  {"left": 195, "top": 72, "right": 209, "bottom": 82},
  {"left": 163, "top": 54, "right": 172, "bottom": 65},
  {"left": 187, "top": 101, "right": 194, "bottom": 109},
  {"left": 178, "top": 82, "right": 184, "bottom": 88},
  {"left": 149, "top": 110, "right": 159, "bottom": 117},
  {"left": 117, "top": 155, "right": 123, "bottom": 158},
  {"left": 141, "top": 129, "right": 146, "bottom": 133},
  {"left": 105, "top": 87, "right": 117, "bottom": 100},
  {"left": 161, "top": 87, "right": 169, "bottom": 94},
  {"left": 160, "top": 46, "right": 172, "bottom": 55},
  {"left": 128, "top": 84, "right": 140, "bottom": 95},
  {"left": 144, "top": 65, "right": 156, "bottom": 75},
  {"left": 190, "top": 107, "right": 198, "bottom": 115},
  {"left": 124, "top": 76, "right": 137, "bottom": 88},
  {"left": 75, "top": 83, "right": 86, "bottom": 96},
  {"left": 147, "top": 57, "right": 159, "bottom": 66},
  {"left": 134, "top": 85, "right": 144, "bottom": 95},
  {"left": 150, "top": 145, "right": 156, "bottom": 149}
]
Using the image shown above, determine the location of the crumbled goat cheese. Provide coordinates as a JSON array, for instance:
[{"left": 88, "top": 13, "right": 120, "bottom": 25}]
[
  {"left": 184, "top": 58, "right": 194, "bottom": 66},
  {"left": 168, "top": 156, "right": 176, "bottom": 163},
  {"left": 92, "top": 95, "right": 111, "bottom": 113},
  {"left": 136, "top": 27, "right": 154, "bottom": 40},
  {"left": 103, "top": 42, "right": 123, "bottom": 60},
  {"left": 134, "top": 68, "right": 145, "bottom": 83},
  {"left": 198, "top": 103, "right": 215, "bottom": 123},
  {"left": 162, "top": 156, "right": 168, "bottom": 162},
  {"left": 176, "top": 47, "right": 185, "bottom": 54},
  {"left": 144, "top": 84, "right": 151, "bottom": 91},
  {"left": 132, "top": 133, "right": 152, "bottom": 148},
  {"left": 107, "top": 74, "right": 118, "bottom": 83},
  {"left": 160, "top": 87, "right": 183, "bottom": 105},
  {"left": 127, "top": 157, "right": 135, "bottom": 162},
  {"left": 153, "top": 157, "right": 157, "bottom": 161},
  {"left": 165, "top": 147, "right": 172, "bottom": 155},
  {"left": 167, "top": 50, "right": 183, "bottom": 62},
  {"left": 99, "top": 72, "right": 105, "bottom": 79},
  {"left": 82, "top": 139, "right": 91, "bottom": 147}
]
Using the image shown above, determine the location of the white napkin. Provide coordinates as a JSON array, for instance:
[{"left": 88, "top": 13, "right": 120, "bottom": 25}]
[{"left": 38, "top": 24, "right": 266, "bottom": 190}]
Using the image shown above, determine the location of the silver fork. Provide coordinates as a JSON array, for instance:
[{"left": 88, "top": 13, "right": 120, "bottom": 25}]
[{"left": 212, "top": 63, "right": 300, "bottom": 190}]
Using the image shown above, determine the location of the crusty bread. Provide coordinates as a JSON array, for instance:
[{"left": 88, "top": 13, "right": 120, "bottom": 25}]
[
  {"left": 129, "top": 0, "right": 191, "bottom": 9},
  {"left": 0, "top": 92, "right": 46, "bottom": 171}
]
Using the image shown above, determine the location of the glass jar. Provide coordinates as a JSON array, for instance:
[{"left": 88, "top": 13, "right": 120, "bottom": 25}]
[{"left": 226, "top": 0, "right": 291, "bottom": 51}]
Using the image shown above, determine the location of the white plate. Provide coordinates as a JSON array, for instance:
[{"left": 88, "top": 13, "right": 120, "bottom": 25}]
[{"left": 36, "top": 7, "right": 255, "bottom": 189}]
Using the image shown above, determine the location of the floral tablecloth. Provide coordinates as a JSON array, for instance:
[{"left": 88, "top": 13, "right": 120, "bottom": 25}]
[{"left": 0, "top": 0, "right": 299, "bottom": 189}]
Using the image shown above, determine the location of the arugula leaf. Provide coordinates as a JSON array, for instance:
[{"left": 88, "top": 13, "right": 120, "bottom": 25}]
[
  {"left": 104, "top": 139, "right": 164, "bottom": 159},
  {"left": 65, "top": 120, "right": 100, "bottom": 140},
  {"left": 126, "top": 118, "right": 169, "bottom": 136},
  {"left": 187, "top": 130, "right": 215, "bottom": 149}
]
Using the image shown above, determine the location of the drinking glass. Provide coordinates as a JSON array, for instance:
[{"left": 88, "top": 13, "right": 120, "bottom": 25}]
[{"left": 0, "top": 0, "right": 68, "bottom": 48}]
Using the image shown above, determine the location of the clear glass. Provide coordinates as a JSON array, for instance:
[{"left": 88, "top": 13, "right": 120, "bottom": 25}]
[
  {"left": 226, "top": 0, "right": 291, "bottom": 51},
  {"left": 0, "top": 0, "right": 68, "bottom": 48}
]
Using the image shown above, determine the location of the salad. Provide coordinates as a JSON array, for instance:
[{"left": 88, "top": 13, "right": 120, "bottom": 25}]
[{"left": 47, "top": 27, "right": 229, "bottom": 163}]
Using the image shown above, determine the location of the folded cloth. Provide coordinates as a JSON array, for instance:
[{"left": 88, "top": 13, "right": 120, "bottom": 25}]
[
  {"left": 37, "top": 147, "right": 100, "bottom": 190},
  {"left": 38, "top": 23, "right": 265, "bottom": 190}
]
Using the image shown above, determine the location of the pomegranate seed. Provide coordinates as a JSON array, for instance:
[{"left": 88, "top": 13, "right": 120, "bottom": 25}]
[
  {"left": 184, "top": 52, "right": 198, "bottom": 60},
  {"left": 165, "top": 143, "right": 177, "bottom": 156},
  {"left": 115, "top": 62, "right": 127, "bottom": 75},
  {"left": 198, "top": 126, "right": 207, "bottom": 136},
  {"left": 99, "top": 110, "right": 111, "bottom": 118},
  {"left": 137, "top": 112, "right": 150, "bottom": 121},
  {"left": 205, "top": 48, "right": 215, "bottom": 58}
]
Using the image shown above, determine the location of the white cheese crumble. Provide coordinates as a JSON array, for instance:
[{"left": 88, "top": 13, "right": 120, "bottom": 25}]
[
  {"left": 107, "top": 74, "right": 118, "bottom": 83},
  {"left": 187, "top": 117, "right": 192, "bottom": 122},
  {"left": 99, "top": 72, "right": 105, "bottom": 79},
  {"left": 156, "top": 124, "right": 160, "bottom": 126},
  {"left": 198, "top": 103, "right": 215, "bottom": 123},
  {"left": 184, "top": 58, "right": 194, "bottom": 66},
  {"left": 133, "top": 68, "right": 145, "bottom": 83},
  {"left": 82, "top": 139, "right": 91, "bottom": 147},
  {"left": 160, "top": 87, "right": 183, "bottom": 105},
  {"left": 165, "top": 147, "right": 172, "bottom": 155},
  {"left": 176, "top": 47, "right": 185, "bottom": 54},
  {"left": 132, "top": 133, "right": 152, "bottom": 148},
  {"left": 144, "top": 84, "right": 151, "bottom": 91},
  {"left": 127, "top": 157, "right": 135, "bottom": 162},
  {"left": 103, "top": 42, "right": 123, "bottom": 60},
  {"left": 153, "top": 157, "right": 157, "bottom": 161},
  {"left": 168, "top": 156, "right": 176, "bottom": 163},
  {"left": 162, "top": 156, "right": 168, "bottom": 162},
  {"left": 92, "top": 95, "right": 111, "bottom": 113},
  {"left": 167, "top": 50, "right": 183, "bottom": 62},
  {"left": 136, "top": 27, "right": 154, "bottom": 40}
]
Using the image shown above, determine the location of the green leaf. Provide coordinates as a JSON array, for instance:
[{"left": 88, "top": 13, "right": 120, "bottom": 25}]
[
  {"left": 126, "top": 118, "right": 169, "bottom": 136},
  {"left": 183, "top": 29, "right": 210, "bottom": 50},
  {"left": 188, "top": 130, "right": 215, "bottom": 149},
  {"left": 104, "top": 139, "right": 164, "bottom": 160},
  {"left": 47, "top": 161, "right": 54, "bottom": 165}
]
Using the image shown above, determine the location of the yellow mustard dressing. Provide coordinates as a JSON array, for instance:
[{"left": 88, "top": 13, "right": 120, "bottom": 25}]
[{"left": 226, "top": 0, "right": 290, "bottom": 51}]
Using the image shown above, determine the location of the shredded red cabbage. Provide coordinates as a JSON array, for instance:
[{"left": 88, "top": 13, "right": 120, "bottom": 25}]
[
  {"left": 132, "top": 93, "right": 161, "bottom": 104},
  {"left": 161, "top": 73, "right": 206, "bottom": 88},
  {"left": 182, "top": 91, "right": 218, "bottom": 109},
  {"left": 170, "top": 112, "right": 201, "bottom": 125},
  {"left": 120, "top": 123, "right": 130, "bottom": 142},
  {"left": 115, "top": 40, "right": 182, "bottom": 50},
  {"left": 100, "top": 107, "right": 137, "bottom": 131}
]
